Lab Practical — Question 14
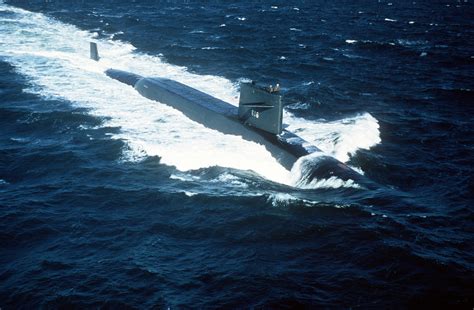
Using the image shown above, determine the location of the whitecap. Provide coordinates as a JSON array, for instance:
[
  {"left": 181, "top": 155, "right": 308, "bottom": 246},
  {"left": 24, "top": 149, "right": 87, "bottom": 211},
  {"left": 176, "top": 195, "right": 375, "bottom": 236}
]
[
  {"left": 268, "top": 193, "right": 298, "bottom": 207},
  {"left": 348, "top": 166, "right": 365, "bottom": 175},
  {"left": 170, "top": 173, "right": 200, "bottom": 182},
  {"left": 342, "top": 53, "right": 363, "bottom": 59},
  {"left": 209, "top": 173, "right": 249, "bottom": 188},
  {"left": 267, "top": 193, "right": 319, "bottom": 208},
  {"left": 300, "top": 176, "right": 361, "bottom": 190},
  {"left": 286, "top": 102, "right": 310, "bottom": 110}
]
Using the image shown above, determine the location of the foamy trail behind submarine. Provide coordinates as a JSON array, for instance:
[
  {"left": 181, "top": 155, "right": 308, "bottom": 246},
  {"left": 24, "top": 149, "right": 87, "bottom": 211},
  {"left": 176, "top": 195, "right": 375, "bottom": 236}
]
[{"left": 90, "top": 42, "right": 369, "bottom": 186}]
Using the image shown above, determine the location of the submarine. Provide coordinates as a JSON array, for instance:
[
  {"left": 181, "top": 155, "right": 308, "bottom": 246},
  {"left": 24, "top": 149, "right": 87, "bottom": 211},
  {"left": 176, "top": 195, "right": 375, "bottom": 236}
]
[{"left": 90, "top": 42, "right": 367, "bottom": 186}]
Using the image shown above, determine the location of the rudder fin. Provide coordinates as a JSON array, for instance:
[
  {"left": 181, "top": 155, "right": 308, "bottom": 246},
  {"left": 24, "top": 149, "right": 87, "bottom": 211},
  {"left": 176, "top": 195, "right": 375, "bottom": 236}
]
[{"left": 90, "top": 42, "right": 99, "bottom": 61}]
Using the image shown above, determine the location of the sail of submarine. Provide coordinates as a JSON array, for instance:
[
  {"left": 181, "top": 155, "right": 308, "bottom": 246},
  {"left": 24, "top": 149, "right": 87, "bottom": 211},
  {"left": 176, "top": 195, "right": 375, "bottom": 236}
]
[{"left": 90, "top": 42, "right": 366, "bottom": 184}]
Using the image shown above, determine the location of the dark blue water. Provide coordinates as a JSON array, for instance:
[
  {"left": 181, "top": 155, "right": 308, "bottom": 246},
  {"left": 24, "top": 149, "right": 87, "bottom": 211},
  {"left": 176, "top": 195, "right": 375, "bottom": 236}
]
[{"left": 1, "top": 0, "right": 473, "bottom": 308}]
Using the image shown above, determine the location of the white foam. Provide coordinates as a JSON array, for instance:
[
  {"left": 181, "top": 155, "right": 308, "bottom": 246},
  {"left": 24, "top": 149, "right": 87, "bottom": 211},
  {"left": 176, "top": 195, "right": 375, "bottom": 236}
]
[
  {"left": 184, "top": 191, "right": 198, "bottom": 197},
  {"left": 396, "top": 39, "right": 427, "bottom": 47},
  {"left": 298, "top": 176, "right": 360, "bottom": 190},
  {"left": 349, "top": 165, "right": 365, "bottom": 175},
  {"left": 268, "top": 193, "right": 299, "bottom": 207},
  {"left": 0, "top": 3, "right": 380, "bottom": 189},
  {"left": 267, "top": 193, "right": 319, "bottom": 207},
  {"left": 284, "top": 112, "right": 380, "bottom": 163},
  {"left": 286, "top": 102, "right": 310, "bottom": 110},
  {"left": 345, "top": 39, "right": 358, "bottom": 44},
  {"left": 169, "top": 173, "right": 201, "bottom": 182},
  {"left": 209, "top": 173, "right": 249, "bottom": 188}
]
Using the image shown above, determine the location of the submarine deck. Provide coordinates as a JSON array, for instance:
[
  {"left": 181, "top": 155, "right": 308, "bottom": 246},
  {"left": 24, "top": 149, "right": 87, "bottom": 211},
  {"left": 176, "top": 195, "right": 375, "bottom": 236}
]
[{"left": 145, "top": 77, "right": 238, "bottom": 118}]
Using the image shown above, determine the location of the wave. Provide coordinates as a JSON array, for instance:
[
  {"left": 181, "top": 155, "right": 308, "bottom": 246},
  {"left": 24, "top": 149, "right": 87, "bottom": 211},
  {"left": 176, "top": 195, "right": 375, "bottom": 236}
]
[{"left": 284, "top": 112, "right": 381, "bottom": 163}]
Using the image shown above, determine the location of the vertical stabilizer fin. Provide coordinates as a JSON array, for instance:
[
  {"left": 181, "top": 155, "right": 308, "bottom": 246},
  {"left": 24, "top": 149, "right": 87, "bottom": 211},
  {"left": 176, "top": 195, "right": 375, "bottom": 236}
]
[
  {"left": 238, "top": 82, "right": 283, "bottom": 135},
  {"left": 90, "top": 42, "right": 99, "bottom": 61}
]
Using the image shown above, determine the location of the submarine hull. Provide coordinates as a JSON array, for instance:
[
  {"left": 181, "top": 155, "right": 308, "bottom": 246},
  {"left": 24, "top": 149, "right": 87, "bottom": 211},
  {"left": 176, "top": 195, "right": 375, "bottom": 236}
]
[
  {"left": 133, "top": 75, "right": 303, "bottom": 170},
  {"left": 104, "top": 68, "right": 368, "bottom": 186}
]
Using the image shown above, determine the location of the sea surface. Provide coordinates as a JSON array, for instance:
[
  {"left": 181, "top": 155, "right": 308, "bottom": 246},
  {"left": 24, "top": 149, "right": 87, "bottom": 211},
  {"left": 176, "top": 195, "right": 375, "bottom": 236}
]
[{"left": 0, "top": 0, "right": 473, "bottom": 308}]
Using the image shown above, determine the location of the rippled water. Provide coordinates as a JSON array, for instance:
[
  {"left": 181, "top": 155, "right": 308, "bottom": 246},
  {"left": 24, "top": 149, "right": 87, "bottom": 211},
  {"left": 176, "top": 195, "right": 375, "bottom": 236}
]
[{"left": 1, "top": 0, "right": 473, "bottom": 308}]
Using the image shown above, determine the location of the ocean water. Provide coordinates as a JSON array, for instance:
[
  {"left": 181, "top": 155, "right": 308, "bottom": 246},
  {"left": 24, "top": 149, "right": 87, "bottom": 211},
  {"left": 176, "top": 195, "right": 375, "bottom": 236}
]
[{"left": 0, "top": 0, "right": 473, "bottom": 308}]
